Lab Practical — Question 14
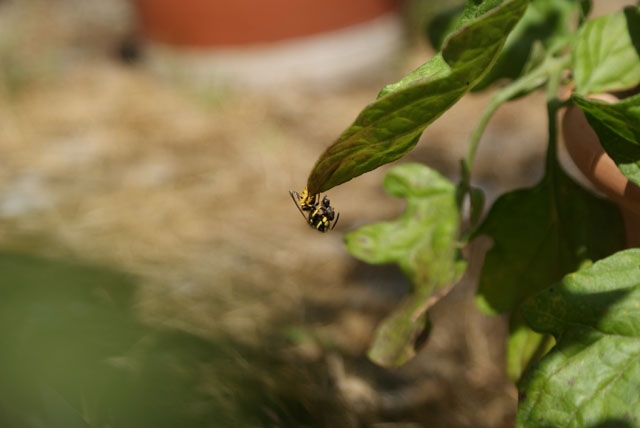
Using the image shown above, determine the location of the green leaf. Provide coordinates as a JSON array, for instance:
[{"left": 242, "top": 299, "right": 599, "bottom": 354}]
[
  {"left": 426, "top": 0, "right": 512, "bottom": 51},
  {"left": 305, "top": 0, "right": 529, "bottom": 194},
  {"left": 426, "top": 4, "right": 465, "bottom": 51},
  {"left": 578, "top": 0, "right": 592, "bottom": 23},
  {"left": 573, "top": 93, "right": 640, "bottom": 186},
  {"left": 367, "top": 306, "right": 433, "bottom": 369},
  {"left": 507, "top": 309, "right": 555, "bottom": 382},
  {"left": 573, "top": 6, "right": 640, "bottom": 95},
  {"left": 517, "top": 249, "right": 640, "bottom": 427},
  {"left": 473, "top": 0, "right": 578, "bottom": 91},
  {"left": 456, "top": 0, "right": 508, "bottom": 28},
  {"left": 426, "top": 0, "right": 519, "bottom": 52},
  {"left": 344, "top": 164, "right": 466, "bottom": 367},
  {"left": 474, "top": 162, "right": 624, "bottom": 315}
]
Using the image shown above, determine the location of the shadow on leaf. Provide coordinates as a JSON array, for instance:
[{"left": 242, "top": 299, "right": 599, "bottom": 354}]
[{"left": 624, "top": 6, "right": 640, "bottom": 59}]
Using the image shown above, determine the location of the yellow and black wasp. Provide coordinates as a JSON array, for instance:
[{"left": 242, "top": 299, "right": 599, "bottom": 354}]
[{"left": 289, "top": 186, "right": 340, "bottom": 232}]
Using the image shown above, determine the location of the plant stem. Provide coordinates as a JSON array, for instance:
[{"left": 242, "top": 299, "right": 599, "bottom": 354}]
[
  {"left": 464, "top": 95, "right": 503, "bottom": 174},
  {"left": 545, "top": 100, "right": 560, "bottom": 169},
  {"left": 544, "top": 57, "right": 566, "bottom": 169},
  {"left": 463, "top": 54, "right": 571, "bottom": 177},
  {"left": 458, "top": 53, "right": 571, "bottom": 236}
]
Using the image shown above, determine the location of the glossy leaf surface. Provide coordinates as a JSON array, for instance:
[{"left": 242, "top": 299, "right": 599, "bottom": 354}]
[{"left": 306, "top": 0, "right": 529, "bottom": 194}]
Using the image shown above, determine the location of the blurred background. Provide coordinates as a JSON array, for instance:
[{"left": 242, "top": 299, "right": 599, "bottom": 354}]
[{"left": 0, "top": 0, "right": 630, "bottom": 427}]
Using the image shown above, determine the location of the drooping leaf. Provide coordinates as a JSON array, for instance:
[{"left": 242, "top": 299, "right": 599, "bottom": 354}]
[
  {"left": 344, "top": 164, "right": 466, "bottom": 367},
  {"left": 426, "top": 0, "right": 512, "bottom": 53},
  {"left": 473, "top": 0, "right": 578, "bottom": 91},
  {"left": 455, "top": 0, "right": 509, "bottom": 28},
  {"left": 366, "top": 303, "right": 433, "bottom": 369},
  {"left": 572, "top": 6, "right": 640, "bottom": 95},
  {"left": 305, "top": 0, "right": 529, "bottom": 194},
  {"left": 517, "top": 249, "right": 640, "bottom": 427},
  {"left": 474, "top": 162, "right": 624, "bottom": 316},
  {"left": 573, "top": 93, "right": 640, "bottom": 186}
]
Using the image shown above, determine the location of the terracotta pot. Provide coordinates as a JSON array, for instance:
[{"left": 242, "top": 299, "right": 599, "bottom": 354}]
[
  {"left": 132, "top": 0, "right": 399, "bottom": 47},
  {"left": 562, "top": 94, "right": 640, "bottom": 247}
]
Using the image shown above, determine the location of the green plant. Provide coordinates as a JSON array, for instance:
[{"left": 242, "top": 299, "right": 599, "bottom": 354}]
[{"left": 300, "top": 0, "right": 640, "bottom": 425}]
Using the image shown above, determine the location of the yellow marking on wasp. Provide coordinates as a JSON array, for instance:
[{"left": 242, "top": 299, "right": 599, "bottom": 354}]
[
  {"left": 299, "top": 186, "right": 317, "bottom": 210},
  {"left": 290, "top": 187, "right": 338, "bottom": 233}
]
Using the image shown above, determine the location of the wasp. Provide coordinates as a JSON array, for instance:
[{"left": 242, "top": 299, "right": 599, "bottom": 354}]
[
  {"left": 289, "top": 186, "right": 340, "bottom": 232},
  {"left": 292, "top": 186, "right": 317, "bottom": 211}
]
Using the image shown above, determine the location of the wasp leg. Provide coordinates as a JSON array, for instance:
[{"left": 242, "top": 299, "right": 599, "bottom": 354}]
[
  {"left": 289, "top": 190, "right": 307, "bottom": 220},
  {"left": 331, "top": 212, "right": 340, "bottom": 230}
]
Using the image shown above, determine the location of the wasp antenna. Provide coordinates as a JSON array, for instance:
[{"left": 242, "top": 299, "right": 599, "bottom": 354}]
[{"left": 289, "top": 190, "right": 307, "bottom": 220}]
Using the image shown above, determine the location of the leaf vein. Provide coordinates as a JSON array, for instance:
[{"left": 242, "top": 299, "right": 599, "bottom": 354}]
[{"left": 562, "top": 348, "right": 640, "bottom": 427}]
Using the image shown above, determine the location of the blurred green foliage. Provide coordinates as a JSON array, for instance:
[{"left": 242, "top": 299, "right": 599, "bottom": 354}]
[
  {"left": 345, "top": 164, "right": 465, "bottom": 367},
  {"left": 0, "top": 251, "right": 339, "bottom": 427}
]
